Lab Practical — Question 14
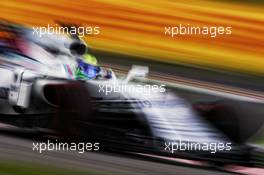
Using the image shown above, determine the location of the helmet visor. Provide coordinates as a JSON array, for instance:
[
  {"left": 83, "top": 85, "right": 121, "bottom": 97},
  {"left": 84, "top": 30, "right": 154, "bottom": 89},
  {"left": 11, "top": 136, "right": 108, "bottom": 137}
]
[{"left": 77, "top": 59, "right": 100, "bottom": 79}]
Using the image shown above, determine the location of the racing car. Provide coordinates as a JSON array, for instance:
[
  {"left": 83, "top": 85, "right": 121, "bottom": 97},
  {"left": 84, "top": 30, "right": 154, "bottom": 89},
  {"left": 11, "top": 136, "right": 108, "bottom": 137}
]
[{"left": 0, "top": 22, "right": 253, "bottom": 166}]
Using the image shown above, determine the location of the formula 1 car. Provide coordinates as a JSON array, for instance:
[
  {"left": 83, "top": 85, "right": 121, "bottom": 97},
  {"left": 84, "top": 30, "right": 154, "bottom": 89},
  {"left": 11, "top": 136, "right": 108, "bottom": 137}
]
[{"left": 0, "top": 22, "right": 253, "bottom": 166}]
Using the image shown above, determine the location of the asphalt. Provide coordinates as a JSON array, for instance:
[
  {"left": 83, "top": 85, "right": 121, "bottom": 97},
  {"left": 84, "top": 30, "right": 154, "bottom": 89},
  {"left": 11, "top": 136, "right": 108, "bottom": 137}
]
[{"left": 0, "top": 133, "right": 237, "bottom": 175}]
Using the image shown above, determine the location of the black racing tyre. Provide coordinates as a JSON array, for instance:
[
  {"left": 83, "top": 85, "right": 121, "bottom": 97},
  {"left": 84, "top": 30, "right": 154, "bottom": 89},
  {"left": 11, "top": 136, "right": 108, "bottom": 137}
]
[{"left": 46, "top": 82, "right": 92, "bottom": 141}]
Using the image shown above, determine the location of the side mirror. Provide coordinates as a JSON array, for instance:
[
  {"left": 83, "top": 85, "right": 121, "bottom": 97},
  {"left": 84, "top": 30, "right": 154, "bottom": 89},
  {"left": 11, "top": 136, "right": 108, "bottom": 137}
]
[
  {"left": 124, "top": 65, "right": 149, "bottom": 83},
  {"left": 9, "top": 69, "right": 33, "bottom": 109}
]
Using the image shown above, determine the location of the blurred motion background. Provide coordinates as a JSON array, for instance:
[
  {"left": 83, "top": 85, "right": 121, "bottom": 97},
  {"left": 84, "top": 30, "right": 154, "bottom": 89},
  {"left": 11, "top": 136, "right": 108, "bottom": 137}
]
[
  {"left": 0, "top": 0, "right": 264, "bottom": 75},
  {"left": 0, "top": 0, "right": 264, "bottom": 175}
]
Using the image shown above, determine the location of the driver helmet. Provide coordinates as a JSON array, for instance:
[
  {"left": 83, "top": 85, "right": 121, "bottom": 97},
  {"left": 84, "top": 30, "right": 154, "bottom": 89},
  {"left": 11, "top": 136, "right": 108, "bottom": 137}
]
[{"left": 75, "top": 54, "right": 100, "bottom": 80}]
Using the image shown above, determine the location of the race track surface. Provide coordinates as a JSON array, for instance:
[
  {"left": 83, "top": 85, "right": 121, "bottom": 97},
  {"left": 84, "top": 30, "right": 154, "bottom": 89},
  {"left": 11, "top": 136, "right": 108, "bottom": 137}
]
[{"left": 0, "top": 133, "right": 236, "bottom": 175}]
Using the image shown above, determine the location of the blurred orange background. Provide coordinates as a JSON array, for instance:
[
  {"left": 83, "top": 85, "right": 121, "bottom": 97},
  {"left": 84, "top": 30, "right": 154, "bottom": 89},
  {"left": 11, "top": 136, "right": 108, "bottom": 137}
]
[{"left": 0, "top": 0, "right": 263, "bottom": 75}]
